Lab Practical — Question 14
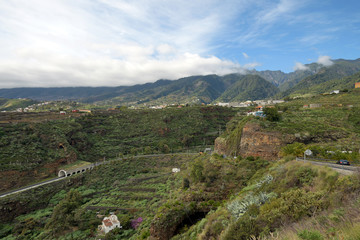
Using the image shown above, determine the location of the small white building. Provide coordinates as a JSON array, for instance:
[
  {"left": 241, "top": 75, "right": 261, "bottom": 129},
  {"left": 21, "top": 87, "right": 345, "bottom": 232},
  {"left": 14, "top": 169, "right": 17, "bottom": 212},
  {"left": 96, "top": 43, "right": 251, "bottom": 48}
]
[
  {"left": 217, "top": 102, "right": 230, "bottom": 107},
  {"left": 98, "top": 214, "right": 122, "bottom": 234}
]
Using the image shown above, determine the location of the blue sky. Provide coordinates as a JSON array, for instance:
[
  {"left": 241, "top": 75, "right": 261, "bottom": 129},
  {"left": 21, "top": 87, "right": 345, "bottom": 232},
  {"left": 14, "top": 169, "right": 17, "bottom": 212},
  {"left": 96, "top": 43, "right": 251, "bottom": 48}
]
[{"left": 0, "top": 0, "right": 359, "bottom": 88}]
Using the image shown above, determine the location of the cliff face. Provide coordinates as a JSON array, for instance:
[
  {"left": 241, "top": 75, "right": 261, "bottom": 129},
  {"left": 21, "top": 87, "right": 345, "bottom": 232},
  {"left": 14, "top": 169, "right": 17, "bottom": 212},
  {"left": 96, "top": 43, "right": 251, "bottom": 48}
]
[
  {"left": 215, "top": 122, "right": 294, "bottom": 160},
  {"left": 239, "top": 123, "right": 287, "bottom": 160}
]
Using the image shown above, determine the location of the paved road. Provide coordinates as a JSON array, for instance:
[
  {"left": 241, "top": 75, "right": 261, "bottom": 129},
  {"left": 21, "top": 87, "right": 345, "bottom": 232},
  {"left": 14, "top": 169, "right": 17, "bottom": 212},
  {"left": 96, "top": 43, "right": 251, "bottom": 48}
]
[
  {"left": 0, "top": 177, "right": 66, "bottom": 198},
  {"left": 0, "top": 152, "right": 198, "bottom": 199},
  {"left": 295, "top": 157, "right": 359, "bottom": 175}
]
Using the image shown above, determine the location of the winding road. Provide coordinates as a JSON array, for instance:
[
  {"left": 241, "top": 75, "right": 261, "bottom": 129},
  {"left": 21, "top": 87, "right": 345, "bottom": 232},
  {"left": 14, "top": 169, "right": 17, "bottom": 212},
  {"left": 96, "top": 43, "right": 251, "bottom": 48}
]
[
  {"left": 295, "top": 157, "right": 359, "bottom": 175},
  {"left": 0, "top": 152, "right": 198, "bottom": 199}
]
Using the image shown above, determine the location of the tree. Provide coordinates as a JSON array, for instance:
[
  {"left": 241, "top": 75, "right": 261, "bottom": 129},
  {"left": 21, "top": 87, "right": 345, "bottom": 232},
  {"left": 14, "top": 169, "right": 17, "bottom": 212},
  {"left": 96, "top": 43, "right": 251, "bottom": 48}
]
[
  {"left": 263, "top": 107, "right": 281, "bottom": 122},
  {"left": 45, "top": 189, "right": 83, "bottom": 235}
]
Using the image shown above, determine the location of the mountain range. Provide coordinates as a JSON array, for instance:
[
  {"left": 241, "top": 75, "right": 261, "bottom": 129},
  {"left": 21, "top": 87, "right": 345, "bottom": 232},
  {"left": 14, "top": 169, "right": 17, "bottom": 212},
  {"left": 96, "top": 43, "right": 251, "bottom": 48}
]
[{"left": 0, "top": 58, "right": 359, "bottom": 106}]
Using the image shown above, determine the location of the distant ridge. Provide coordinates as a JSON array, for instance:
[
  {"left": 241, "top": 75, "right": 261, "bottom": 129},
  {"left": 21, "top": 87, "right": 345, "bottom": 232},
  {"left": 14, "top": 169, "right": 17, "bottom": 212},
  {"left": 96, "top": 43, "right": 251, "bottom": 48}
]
[
  {"left": 0, "top": 74, "right": 278, "bottom": 105},
  {"left": 0, "top": 58, "right": 359, "bottom": 105}
]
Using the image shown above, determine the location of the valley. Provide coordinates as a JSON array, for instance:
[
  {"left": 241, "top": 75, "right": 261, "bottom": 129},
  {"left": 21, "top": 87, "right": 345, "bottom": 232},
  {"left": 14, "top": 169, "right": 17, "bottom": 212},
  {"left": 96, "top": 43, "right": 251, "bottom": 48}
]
[{"left": 0, "top": 58, "right": 360, "bottom": 240}]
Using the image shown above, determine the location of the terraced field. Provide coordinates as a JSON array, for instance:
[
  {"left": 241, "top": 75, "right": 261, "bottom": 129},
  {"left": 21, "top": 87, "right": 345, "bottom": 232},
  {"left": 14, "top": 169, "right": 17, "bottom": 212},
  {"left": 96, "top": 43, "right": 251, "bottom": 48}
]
[{"left": 1, "top": 154, "right": 194, "bottom": 239}]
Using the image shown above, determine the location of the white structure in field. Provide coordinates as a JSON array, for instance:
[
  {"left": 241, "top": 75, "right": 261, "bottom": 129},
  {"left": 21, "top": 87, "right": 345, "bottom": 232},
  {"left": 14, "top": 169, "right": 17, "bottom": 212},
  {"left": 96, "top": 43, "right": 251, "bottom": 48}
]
[
  {"left": 172, "top": 168, "right": 180, "bottom": 173},
  {"left": 98, "top": 214, "right": 122, "bottom": 234}
]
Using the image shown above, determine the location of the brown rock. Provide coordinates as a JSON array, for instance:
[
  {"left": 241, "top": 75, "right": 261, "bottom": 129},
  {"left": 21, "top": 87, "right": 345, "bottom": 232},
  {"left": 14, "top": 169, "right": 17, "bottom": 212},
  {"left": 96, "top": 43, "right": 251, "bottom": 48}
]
[
  {"left": 214, "top": 122, "right": 294, "bottom": 160},
  {"left": 239, "top": 123, "right": 285, "bottom": 160}
]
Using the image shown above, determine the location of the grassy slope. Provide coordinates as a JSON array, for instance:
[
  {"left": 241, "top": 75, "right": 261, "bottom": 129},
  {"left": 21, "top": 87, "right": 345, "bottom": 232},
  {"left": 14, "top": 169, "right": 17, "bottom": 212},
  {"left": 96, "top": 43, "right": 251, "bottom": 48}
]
[
  {"left": 169, "top": 157, "right": 360, "bottom": 240},
  {"left": 0, "top": 98, "right": 38, "bottom": 111},
  {"left": 271, "top": 90, "right": 360, "bottom": 150}
]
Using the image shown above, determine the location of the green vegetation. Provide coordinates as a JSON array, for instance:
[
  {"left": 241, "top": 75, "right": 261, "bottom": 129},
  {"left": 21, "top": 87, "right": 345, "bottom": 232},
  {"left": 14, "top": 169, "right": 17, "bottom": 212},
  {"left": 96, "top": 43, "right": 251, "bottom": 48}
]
[
  {"left": 0, "top": 98, "right": 38, "bottom": 111},
  {"left": 279, "top": 58, "right": 360, "bottom": 97},
  {"left": 263, "top": 107, "right": 281, "bottom": 122},
  {"left": 0, "top": 154, "right": 194, "bottom": 239},
  {"left": 0, "top": 74, "right": 277, "bottom": 106},
  {"left": 1, "top": 87, "right": 360, "bottom": 239},
  {"left": 216, "top": 75, "right": 279, "bottom": 102},
  {"left": 0, "top": 106, "right": 235, "bottom": 193},
  {"left": 0, "top": 106, "right": 235, "bottom": 172},
  {"left": 260, "top": 90, "right": 360, "bottom": 159},
  {"left": 171, "top": 158, "right": 360, "bottom": 240}
]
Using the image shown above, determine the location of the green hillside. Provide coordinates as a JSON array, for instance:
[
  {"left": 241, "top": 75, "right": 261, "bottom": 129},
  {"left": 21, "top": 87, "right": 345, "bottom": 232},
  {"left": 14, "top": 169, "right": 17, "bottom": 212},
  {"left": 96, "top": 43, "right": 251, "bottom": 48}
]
[
  {"left": 0, "top": 106, "right": 236, "bottom": 192},
  {"left": 0, "top": 98, "right": 38, "bottom": 111},
  {"left": 302, "top": 71, "right": 360, "bottom": 94},
  {"left": 216, "top": 75, "right": 279, "bottom": 102},
  {"left": 281, "top": 58, "right": 360, "bottom": 97}
]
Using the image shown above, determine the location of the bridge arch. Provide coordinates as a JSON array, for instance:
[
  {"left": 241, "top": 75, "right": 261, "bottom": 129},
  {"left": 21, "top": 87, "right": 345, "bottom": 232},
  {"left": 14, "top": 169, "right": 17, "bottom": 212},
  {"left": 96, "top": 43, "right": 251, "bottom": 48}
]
[{"left": 58, "top": 170, "right": 67, "bottom": 178}]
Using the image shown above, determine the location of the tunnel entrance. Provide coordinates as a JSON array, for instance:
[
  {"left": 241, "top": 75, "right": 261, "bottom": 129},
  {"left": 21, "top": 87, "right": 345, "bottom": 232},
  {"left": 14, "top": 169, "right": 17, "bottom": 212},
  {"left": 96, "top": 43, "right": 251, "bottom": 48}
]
[{"left": 58, "top": 170, "right": 67, "bottom": 178}]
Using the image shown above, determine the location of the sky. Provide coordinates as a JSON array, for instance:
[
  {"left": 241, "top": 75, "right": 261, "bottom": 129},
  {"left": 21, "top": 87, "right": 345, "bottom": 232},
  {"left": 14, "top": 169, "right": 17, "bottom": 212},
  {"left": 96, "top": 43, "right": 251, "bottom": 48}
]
[{"left": 0, "top": 0, "right": 359, "bottom": 88}]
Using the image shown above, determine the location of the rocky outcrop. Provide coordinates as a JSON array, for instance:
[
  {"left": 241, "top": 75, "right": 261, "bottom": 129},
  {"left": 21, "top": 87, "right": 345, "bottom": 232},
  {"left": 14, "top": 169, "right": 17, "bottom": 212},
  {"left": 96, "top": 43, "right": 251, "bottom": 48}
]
[
  {"left": 239, "top": 123, "right": 289, "bottom": 160},
  {"left": 215, "top": 122, "right": 294, "bottom": 160}
]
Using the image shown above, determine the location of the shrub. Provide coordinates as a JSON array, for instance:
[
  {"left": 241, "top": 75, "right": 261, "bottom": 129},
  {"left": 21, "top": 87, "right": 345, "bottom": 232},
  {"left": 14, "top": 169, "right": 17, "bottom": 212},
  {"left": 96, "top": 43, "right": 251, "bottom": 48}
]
[
  {"left": 297, "top": 229, "right": 324, "bottom": 240},
  {"left": 260, "top": 188, "right": 326, "bottom": 227},
  {"left": 280, "top": 142, "right": 306, "bottom": 157},
  {"left": 190, "top": 158, "right": 205, "bottom": 183},
  {"left": 222, "top": 215, "right": 260, "bottom": 240},
  {"left": 263, "top": 107, "right": 281, "bottom": 122},
  {"left": 295, "top": 167, "right": 317, "bottom": 186}
]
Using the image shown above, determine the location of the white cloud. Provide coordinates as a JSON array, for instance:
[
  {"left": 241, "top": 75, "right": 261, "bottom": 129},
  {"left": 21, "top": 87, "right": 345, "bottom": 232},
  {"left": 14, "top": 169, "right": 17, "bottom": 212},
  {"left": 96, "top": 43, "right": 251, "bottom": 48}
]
[
  {"left": 317, "top": 55, "right": 333, "bottom": 66},
  {"left": 0, "top": 47, "right": 251, "bottom": 88},
  {"left": 242, "top": 52, "right": 249, "bottom": 59},
  {"left": 0, "top": 0, "right": 258, "bottom": 88},
  {"left": 293, "top": 62, "right": 309, "bottom": 71}
]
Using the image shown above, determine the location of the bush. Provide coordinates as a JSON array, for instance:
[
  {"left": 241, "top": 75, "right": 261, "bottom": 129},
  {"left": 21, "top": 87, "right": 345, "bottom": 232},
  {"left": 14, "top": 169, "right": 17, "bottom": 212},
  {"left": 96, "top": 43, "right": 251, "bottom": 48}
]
[
  {"left": 45, "top": 189, "right": 83, "bottom": 235},
  {"left": 222, "top": 215, "right": 260, "bottom": 240},
  {"left": 263, "top": 107, "right": 281, "bottom": 122},
  {"left": 280, "top": 142, "right": 306, "bottom": 157},
  {"left": 260, "top": 188, "right": 327, "bottom": 227},
  {"left": 295, "top": 166, "right": 318, "bottom": 186},
  {"left": 297, "top": 229, "right": 324, "bottom": 240}
]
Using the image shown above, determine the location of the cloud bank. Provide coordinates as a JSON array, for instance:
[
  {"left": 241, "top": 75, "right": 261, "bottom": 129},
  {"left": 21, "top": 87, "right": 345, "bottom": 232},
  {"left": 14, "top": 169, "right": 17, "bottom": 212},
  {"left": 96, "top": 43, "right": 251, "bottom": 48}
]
[
  {"left": 0, "top": 49, "right": 250, "bottom": 88},
  {"left": 0, "top": 0, "right": 257, "bottom": 88},
  {"left": 317, "top": 55, "right": 333, "bottom": 66}
]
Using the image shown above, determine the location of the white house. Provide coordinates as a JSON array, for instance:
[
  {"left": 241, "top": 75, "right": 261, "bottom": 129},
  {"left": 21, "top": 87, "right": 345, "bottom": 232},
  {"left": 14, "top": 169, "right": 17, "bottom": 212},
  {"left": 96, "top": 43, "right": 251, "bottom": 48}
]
[{"left": 98, "top": 214, "right": 122, "bottom": 234}]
